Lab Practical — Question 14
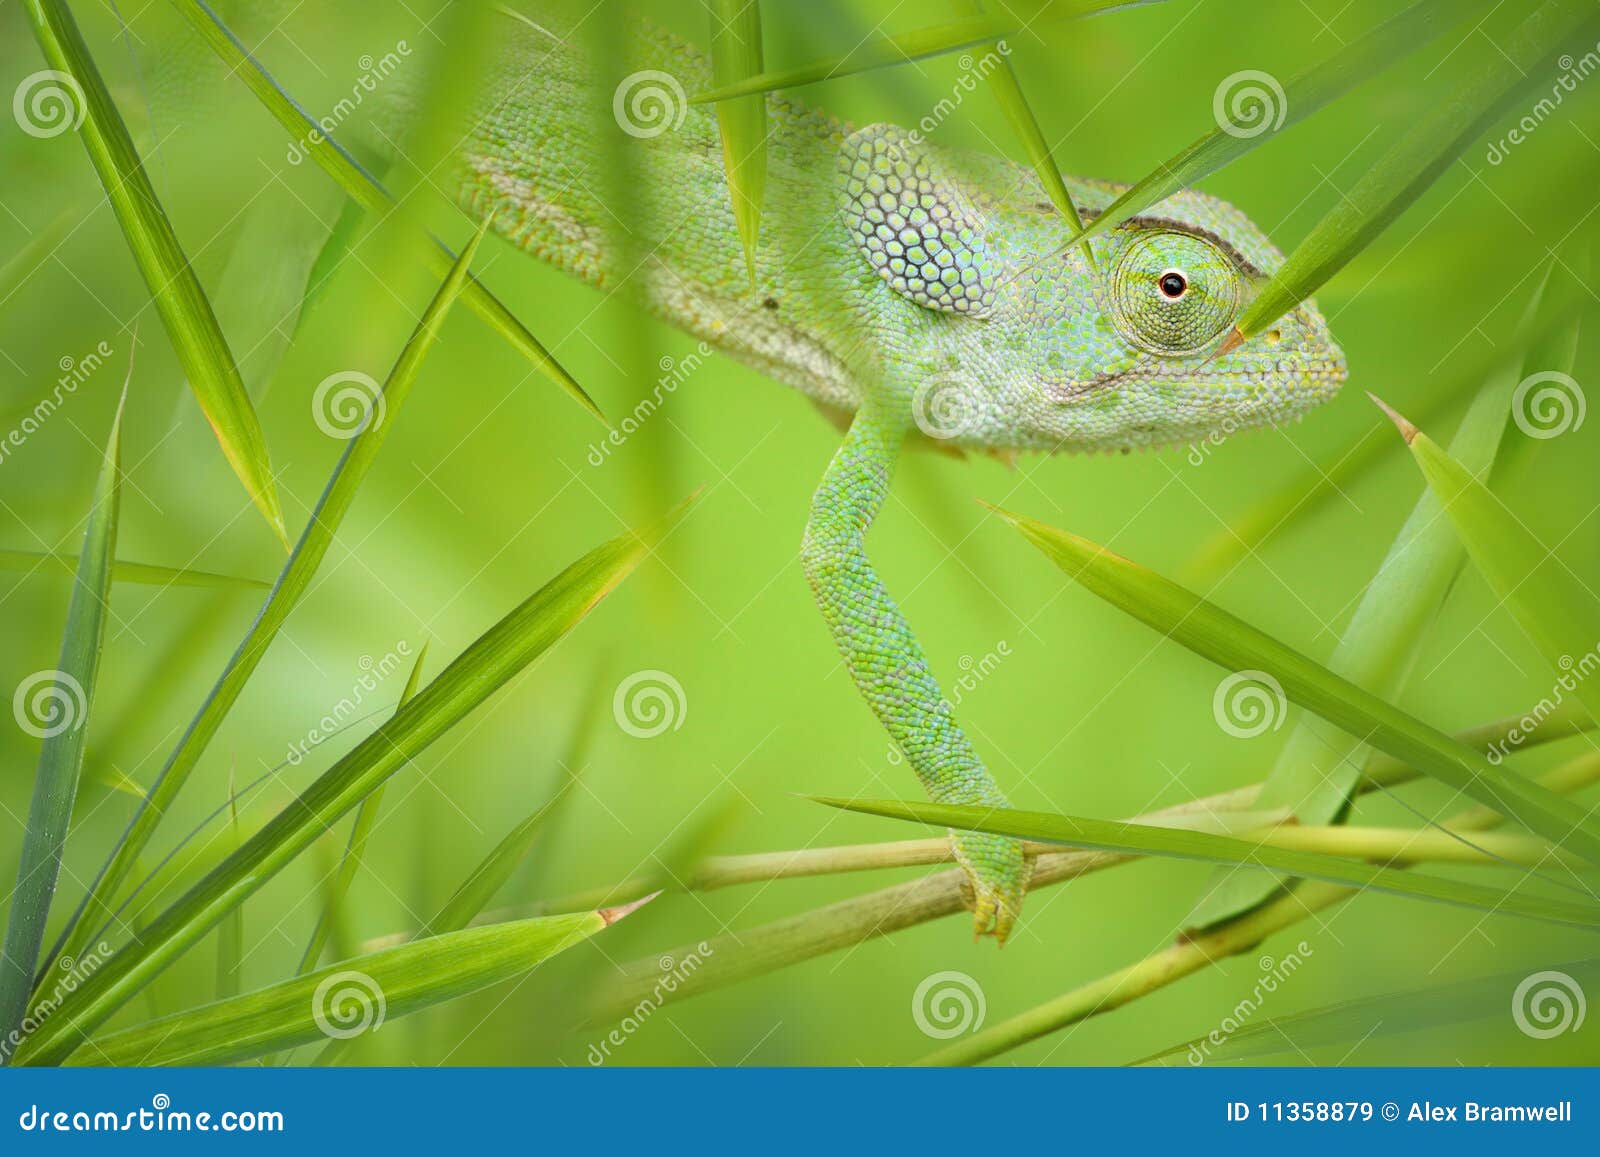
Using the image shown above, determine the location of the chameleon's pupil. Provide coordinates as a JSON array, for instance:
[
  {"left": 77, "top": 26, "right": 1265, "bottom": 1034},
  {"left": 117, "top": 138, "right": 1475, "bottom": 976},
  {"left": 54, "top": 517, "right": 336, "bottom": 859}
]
[{"left": 1158, "top": 271, "right": 1187, "bottom": 299}]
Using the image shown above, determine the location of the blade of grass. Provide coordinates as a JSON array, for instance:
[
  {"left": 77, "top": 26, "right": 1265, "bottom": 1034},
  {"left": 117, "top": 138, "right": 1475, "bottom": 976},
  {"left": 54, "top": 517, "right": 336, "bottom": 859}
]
[
  {"left": 810, "top": 797, "right": 1600, "bottom": 930},
  {"left": 1220, "top": 0, "right": 1600, "bottom": 352},
  {"left": 688, "top": 0, "right": 1155, "bottom": 102},
  {"left": 586, "top": 743, "right": 1600, "bottom": 1026},
  {"left": 991, "top": 502, "right": 1600, "bottom": 865},
  {"left": 164, "top": 0, "right": 600, "bottom": 422},
  {"left": 1070, "top": 0, "right": 1498, "bottom": 246},
  {"left": 45, "top": 223, "right": 489, "bottom": 975},
  {"left": 76, "top": 902, "right": 649, "bottom": 1067},
  {"left": 709, "top": 0, "right": 767, "bottom": 286},
  {"left": 22, "top": 0, "right": 286, "bottom": 545},
  {"left": 1377, "top": 396, "right": 1600, "bottom": 726},
  {"left": 1136, "top": 956, "right": 1600, "bottom": 1065},
  {"left": 0, "top": 549, "right": 266, "bottom": 591},
  {"left": 213, "top": 770, "right": 242, "bottom": 1001},
  {"left": 12, "top": 495, "right": 692, "bottom": 1066},
  {"left": 297, "top": 647, "right": 429, "bottom": 975},
  {"left": 0, "top": 391, "right": 124, "bottom": 1057},
  {"left": 1188, "top": 269, "right": 1549, "bottom": 927}
]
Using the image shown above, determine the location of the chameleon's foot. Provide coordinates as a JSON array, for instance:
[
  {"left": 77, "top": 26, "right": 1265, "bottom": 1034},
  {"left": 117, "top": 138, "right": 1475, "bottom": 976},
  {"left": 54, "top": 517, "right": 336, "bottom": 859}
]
[{"left": 950, "top": 828, "right": 1032, "bottom": 945}]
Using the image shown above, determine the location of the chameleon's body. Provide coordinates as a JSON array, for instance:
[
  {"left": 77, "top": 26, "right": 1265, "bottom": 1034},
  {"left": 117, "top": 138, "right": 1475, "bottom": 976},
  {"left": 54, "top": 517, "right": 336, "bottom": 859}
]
[{"left": 454, "top": 17, "right": 1347, "bottom": 939}]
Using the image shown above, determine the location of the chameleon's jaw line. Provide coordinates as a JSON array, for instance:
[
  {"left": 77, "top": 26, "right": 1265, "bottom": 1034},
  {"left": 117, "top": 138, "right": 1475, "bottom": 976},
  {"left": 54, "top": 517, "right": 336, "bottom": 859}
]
[{"left": 1044, "top": 359, "right": 1349, "bottom": 405}]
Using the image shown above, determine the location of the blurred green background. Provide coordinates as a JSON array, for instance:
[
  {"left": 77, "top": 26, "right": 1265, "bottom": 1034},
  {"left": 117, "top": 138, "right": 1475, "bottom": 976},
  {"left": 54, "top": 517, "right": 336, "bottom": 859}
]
[{"left": 1, "top": 0, "right": 1596, "bottom": 1066}]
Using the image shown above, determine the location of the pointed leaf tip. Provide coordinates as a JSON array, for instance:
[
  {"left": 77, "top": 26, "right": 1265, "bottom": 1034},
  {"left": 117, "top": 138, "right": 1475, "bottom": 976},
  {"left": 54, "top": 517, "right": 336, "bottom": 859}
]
[
  {"left": 1368, "top": 392, "right": 1419, "bottom": 444},
  {"left": 1213, "top": 328, "right": 1246, "bottom": 360},
  {"left": 599, "top": 890, "right": 661, "bottom": 926}
]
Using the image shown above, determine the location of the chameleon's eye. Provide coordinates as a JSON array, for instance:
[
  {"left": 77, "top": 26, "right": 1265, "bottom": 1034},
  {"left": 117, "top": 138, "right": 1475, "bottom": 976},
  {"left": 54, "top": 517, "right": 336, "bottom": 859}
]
[{"left": 1109, "top": 231, "right": 1240, "bottom": 356}]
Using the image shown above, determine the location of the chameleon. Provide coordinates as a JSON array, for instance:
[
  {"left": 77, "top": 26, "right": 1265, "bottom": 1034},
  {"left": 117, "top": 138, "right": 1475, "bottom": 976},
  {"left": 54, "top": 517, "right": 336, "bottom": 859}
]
[{"left": 437, "top": 12, "right": 1348, "bottom": 943}]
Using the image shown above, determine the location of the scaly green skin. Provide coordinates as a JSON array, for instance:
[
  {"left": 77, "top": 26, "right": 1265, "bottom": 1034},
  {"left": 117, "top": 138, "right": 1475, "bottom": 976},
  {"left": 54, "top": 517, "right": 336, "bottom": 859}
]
[{"left": 448, "top": 14, "right": 1347, "bottom": 940}]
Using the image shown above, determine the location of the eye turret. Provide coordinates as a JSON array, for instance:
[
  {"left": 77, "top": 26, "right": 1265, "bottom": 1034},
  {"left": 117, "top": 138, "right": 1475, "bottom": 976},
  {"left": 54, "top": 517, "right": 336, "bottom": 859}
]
[{"left": 1108, "top": 231, "right": 1240, "bottom": 356}]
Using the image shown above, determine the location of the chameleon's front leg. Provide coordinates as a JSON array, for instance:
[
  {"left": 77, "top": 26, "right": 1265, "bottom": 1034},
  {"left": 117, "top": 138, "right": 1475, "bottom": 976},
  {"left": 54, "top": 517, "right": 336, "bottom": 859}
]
[{"left": 801, "top": 404, "right": 1031, "bottom": 942}]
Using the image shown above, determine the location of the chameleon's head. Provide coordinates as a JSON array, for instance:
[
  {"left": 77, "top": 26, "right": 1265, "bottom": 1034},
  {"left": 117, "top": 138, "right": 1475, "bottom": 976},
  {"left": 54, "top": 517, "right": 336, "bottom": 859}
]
[
  {"left": 996, "top": 186, "right": 1348, "bottom": 453},
  {"left": 837, "top": 127, "right": 1346, "bottom": 453}
]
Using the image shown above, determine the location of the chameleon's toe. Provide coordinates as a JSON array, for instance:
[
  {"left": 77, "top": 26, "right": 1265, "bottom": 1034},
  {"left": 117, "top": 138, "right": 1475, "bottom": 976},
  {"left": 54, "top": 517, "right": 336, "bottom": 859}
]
[{"left": 950, "top": 828, "right": 1032, "bottom": 945}]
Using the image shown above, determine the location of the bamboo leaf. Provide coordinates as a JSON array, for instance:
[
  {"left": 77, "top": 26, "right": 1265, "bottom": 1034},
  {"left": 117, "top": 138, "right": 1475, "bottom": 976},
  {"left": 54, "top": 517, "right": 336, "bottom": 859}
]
[
  {"left": 0, "top": 549, "right": 267, "bottom": 591},
  {"left": 298, "top": 647, "right": 430, "bottom": 975},
  {"left": 811, "top": 797, "right": 1600, "bottom": 930},
  {"left": 11, "top": 494, "right": 691, "bottom": 1066},
  {"left": 1378, "top": 398, "right": 1600, "bottom": 726},
  {"left": 1222, "top": 0, "right": 1600, "bottom": 351},
  {"left": 21, "top": 0, "right": 286, "bottom": 545},
  {"left": 1072, "top": 0, "right": 1499, "bottom": 246},
  {"left": 689, "top": 0, "right": 1153, "bottom": 102},
  {"left": 1188, "top": 270, "right": 1552, "bottom": 928},
  {"left": 709, "top": 0, "right": 767, "bottom": 285},
  {"left": 47, "top": 224, "right": 490, "bottom": 974},
  {"left": 0, "top": 392, "right": 124, "bottom": 1055},
  {"left": 163, "top": 0, "right": 602, "bottom": 422},
  {"left": 989, "top": 503, "right": 1600, "bottom": 866},
  {"left": 75, "top": 905, "right": 647, "bottom": 1067}
]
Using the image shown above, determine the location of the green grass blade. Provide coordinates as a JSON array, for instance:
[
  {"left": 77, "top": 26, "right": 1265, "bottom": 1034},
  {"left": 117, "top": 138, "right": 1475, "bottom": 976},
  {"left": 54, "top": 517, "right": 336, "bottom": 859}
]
[
  {"left": 12, "top": 496, "right": 690, "bottom": 1066},
  {"left": 811, "top": 797, "right": 1600, "bottom": 930},
  {"left": 0, "top": 549, "right": 266, "bottom": 591},
  {"left": 1072, "top": 0, "right": 1498, "bottom": 246},
  {"left": 1224, "top": 0, "right": 1600, "bottom": 350},
  {"left": 688, "top": 0, "right": 1150, "bottom": 102},
  {"left": 163, "top": 0, "right": 601, "bottom": 422},
  {"left": 1379, "top": 399, "right": 1600, "bottom": 726},
  {"left": 0, "top": 393, "right": 124, "bottom": 1055},
  {"left": 709, "top": 0, "right": 767, "bottom": 286},
  {"left": 298, "top": 647, "right": 429, "bottom": 975},
  {"left": 75, "top": 906, "right": 645, "bottom": 1067},
  {"left": 990, "top": 503, "right": 1600, "bottom": 866},
  {"left": 1188, "top": 272, "right": 1546, "bottom": 928},
  {"left": 47, "top": 224, "right": 490, "bottom": 974},
  {"left": 1137, "top": 956, "right": 1600, "bottom": 1065},
  {"left": 213, "top": 772, "right": 243, "bottom": 1001},
  {"left": 21, "top": 0, "right": 286, "bottom": 546}
]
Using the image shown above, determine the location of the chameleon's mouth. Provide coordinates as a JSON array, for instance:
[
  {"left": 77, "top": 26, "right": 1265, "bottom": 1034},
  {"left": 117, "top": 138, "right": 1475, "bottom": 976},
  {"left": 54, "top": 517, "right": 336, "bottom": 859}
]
[{"left": 1046, "top": 358, "right": 1348, "bottom": 405}]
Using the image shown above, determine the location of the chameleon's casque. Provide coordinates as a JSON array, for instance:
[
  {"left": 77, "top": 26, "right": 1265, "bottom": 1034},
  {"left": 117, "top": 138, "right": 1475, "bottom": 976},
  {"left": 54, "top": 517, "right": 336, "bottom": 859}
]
[{"left": 448, "top": 14, "right": 1348, "bottom": 940}]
